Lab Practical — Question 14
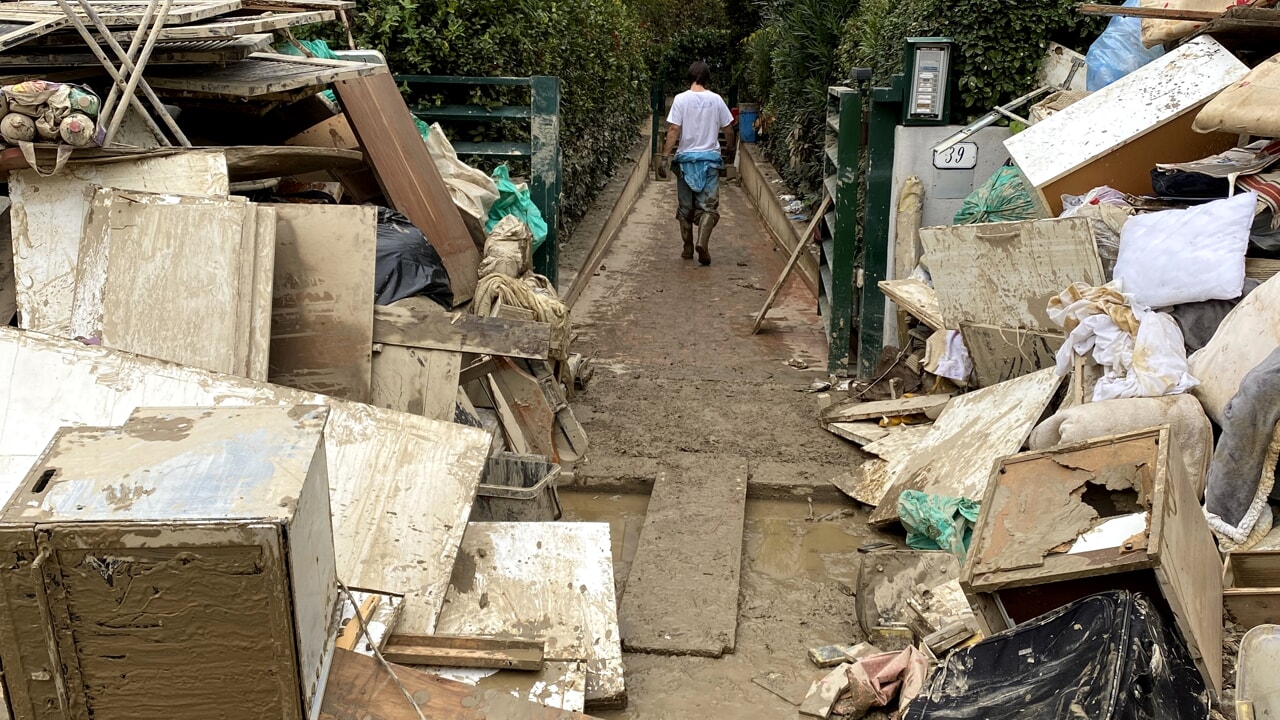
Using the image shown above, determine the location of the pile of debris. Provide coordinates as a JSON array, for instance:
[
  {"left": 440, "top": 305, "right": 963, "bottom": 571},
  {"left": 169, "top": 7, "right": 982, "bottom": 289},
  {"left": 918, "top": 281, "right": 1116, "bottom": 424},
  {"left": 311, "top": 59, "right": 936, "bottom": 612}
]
[
  {"left": 0, "top": 3, "right": 612, "bottom": 719},
  {"left": 812, "top": 9, "right": 1280, "bottom": 720}
]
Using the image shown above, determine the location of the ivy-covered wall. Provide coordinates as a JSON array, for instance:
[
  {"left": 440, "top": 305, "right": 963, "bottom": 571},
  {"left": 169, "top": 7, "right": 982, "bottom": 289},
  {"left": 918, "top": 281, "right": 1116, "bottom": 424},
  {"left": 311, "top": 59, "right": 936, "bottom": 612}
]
[{"left": 350, "top": 0, "right": 650, "bottom": 232}]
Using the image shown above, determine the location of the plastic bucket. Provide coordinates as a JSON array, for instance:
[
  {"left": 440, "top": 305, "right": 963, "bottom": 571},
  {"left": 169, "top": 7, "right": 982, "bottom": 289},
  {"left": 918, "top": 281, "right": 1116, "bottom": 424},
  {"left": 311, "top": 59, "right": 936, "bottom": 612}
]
[{"left": 739, "top": 103, "right": 760, "bottom": 143}]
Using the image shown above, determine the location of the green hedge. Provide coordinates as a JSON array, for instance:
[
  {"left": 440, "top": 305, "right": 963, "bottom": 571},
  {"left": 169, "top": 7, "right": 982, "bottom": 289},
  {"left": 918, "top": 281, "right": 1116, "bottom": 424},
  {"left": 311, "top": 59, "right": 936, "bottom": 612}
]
[{"left": 350, "top": 0, "right": 649, "bottom": 232}]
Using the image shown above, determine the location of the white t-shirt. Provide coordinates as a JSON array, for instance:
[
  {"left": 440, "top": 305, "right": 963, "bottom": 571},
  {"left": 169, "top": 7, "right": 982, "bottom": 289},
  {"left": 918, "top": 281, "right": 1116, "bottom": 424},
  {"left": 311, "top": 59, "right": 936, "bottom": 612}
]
[{"left": 666, "top": 89, "right": 734, "bottom": 154}]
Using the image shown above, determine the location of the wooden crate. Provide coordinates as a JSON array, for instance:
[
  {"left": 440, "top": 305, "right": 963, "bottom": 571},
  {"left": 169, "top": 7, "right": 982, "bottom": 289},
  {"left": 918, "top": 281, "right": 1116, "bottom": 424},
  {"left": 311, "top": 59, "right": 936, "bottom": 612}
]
[
  {"left": 1224, "top": 551, "right": 1280, "bottom": 630},
  {"left": 960, "top": 426, "right": 1223, "bottom": 693}
]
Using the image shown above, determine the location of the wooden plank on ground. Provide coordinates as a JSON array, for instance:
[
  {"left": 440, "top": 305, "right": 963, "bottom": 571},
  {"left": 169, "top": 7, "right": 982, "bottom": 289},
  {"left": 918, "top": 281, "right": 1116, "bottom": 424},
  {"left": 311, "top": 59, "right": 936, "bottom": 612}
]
[
  {"left": 878, "top": 278, "right": 944, "bottom": 331},
  {"left": 382, "top": 635, "right": 544, "bottom": 671},
  {"left": 960, "top": 323, "right": 1064, "bottom": 388},
  {"left": 824, "top": 420, "right": 890, "bottom": 446},
  {"left": 435, "top": 522, "right": 625, "bottom": 709},
  {"left": 619, "top": 456, "right": 747, "bottom": 658},
  {"left": 69, "top": 190, "right": 260, "bottom": 379},
  {"left": 820, "top": 394, "right": 951, "bottom": 424},
  {"left": 370, "top": 345, "right": 461, "bottom": 421},
  {"left": 9, "top": 150, "right": 228, "bottom": 335},
  {"left": 334, "top": 70, "right": 480, "bottom": 304},
  {"left": 269, "top": 204, "right": 377, "bottom": 401},
  {"left": 867, "top": 368, "right": 1064, "bottom": 527},
  {"left": 919, "top": 217, "right": 1105, "bottom": 331},
  {"left": 0, "top": 329, "right": 489, "bottom": 638},
  {"left": 321, "top": 649, "right": 604, "bottom": 720},
  {"left": 374, "top": 303, "right": 550, "bottom": 359}
]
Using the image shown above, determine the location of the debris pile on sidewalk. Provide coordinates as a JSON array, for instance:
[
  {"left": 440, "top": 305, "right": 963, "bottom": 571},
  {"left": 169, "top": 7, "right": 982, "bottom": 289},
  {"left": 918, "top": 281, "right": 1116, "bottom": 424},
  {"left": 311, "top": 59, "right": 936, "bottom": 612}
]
[
  {"left": 0, "top": 5, "right": 612, "bottom": 718},
  {"left": 817, "top": 14, "right": 1280, "bottom": 720}
]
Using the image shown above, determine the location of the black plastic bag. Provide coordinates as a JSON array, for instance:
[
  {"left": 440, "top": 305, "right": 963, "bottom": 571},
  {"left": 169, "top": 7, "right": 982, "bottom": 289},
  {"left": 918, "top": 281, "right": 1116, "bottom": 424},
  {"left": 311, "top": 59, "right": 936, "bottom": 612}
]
[
  {"left": 903, "top": 590, "right": 1209, "bottom": 720},
  {"left": 1151, "top": 168, "right": 1230, "bottom": 199},
  {"left": 375, "top": 207, "right": 453, "bottom": 308}
]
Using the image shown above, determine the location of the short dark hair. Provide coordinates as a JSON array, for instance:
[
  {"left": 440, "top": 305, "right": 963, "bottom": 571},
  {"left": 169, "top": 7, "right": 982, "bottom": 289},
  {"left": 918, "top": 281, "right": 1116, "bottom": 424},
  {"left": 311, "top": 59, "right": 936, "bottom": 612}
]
[{"left": 688, "top": 61, "right": 712, "bottom": 86}]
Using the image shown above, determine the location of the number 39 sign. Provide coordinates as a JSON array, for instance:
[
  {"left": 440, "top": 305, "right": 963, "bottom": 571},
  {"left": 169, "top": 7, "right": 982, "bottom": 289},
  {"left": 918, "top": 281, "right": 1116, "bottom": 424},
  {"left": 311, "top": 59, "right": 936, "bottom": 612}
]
[{"left": 932, "top": 141, "right": 978, "bottom": 170}]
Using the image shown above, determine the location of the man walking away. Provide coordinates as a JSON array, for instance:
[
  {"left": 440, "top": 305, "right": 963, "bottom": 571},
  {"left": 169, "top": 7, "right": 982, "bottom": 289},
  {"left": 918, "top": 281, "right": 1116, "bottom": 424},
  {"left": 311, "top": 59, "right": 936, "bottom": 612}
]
[{"left": 659, "top": 61, "right": 736, "bottom": 266}]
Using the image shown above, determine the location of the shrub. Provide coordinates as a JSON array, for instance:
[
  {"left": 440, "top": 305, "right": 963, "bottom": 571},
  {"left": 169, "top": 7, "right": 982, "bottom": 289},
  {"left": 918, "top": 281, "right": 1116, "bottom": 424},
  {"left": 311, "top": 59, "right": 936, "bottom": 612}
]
[{"left": 350, "top": 0, "right": 650, "bottom": 232}]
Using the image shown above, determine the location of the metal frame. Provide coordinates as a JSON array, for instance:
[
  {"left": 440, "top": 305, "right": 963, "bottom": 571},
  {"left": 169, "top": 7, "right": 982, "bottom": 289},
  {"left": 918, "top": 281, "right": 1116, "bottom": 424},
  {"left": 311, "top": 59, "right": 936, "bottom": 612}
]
[
  {"left": 822, "top": 86, "right": 862, "bottom": 376},
  {"left": 398, "top": 74, "right": 562, "bottom": 285}
]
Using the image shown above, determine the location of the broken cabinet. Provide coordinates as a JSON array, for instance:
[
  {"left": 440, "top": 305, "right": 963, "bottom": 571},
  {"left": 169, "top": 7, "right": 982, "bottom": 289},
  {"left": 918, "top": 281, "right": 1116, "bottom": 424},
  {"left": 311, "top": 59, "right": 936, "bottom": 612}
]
[{"left": 960, "top": 426, "right": 1223, "bottom": 693}]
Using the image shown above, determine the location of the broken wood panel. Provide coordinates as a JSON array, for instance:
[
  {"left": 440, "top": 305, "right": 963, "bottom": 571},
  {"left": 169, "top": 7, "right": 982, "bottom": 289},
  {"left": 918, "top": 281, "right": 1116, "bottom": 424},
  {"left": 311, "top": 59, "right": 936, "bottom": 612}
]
[
  {"left": 1247, "top": 257, "right": 1280, "bottom": 281},
  {"left": 120, "top": 9, "right": 335, "bottom": 39},
  {"left": 374, "top": 303, "right": 550, "bottom": 359},
  {"left": 0, "top": 33, "right": 272, "bottom": 65},
  {"left": 370, "top": 345, "right": 461, "bottom": 421},
  {"left": 70, "top": 191, "right": 257, "bottom": 378},
  {"left": 382, "top": 635, "right": 544, "bottom": 671},
  {"left": 0, "top": 16, "right": 67, "bottom": 51},
  {"left": 285, "top": 113, "right": 359, "bottom": 149},
  {"left": 422, "top": 661, "right": 588, "bottom": 714},
  {"left": 321, "top": 649, "right": 603, "bottom": 720},
  {"left": 435, "top": 522, "right": 625, "bottom": 709},
  {"left": 334, "top": 71, "right": 480, "bottom": 304},
  {"left": 821, "top": 394, "right": 951, "bottom": 424},
  {"left": 824, "top": 420, "right": 890, "bottom": 446},
  {"left": 9, "top": 150, "right": 229, "bottom": 334},
  {"left": 148, "top": 52, "right": 383, "bottom": 97},
  {"left": 843, "top": 424, "right": 936, "bottom": 506},
  {"left": 960, "top": 324, "right": 1064, "bottom": 388},
  {"left": 619, "top": 457, "right": 748, "bottom": 658},
  {"left": 269, "top": 204, "right": 377, "bottom": 401},
  {"left": 486, "top": 358, "right": 556, "bottom": 460},
  {"left": 0, "top": 0, "right": 240, "bottom": 25},
  {"left": 0, "top": 328, "right": 489, "bottom": 638},
  {"left": 868, "top": 368, "right": 1063, "bottom": 527},
  {"left": 223, "top": 145, "right": 365, "bottom": 182},
  {"left": 919, "top": 217, "right": 1105, "bottom": 332},
  {"left": 878, "top": 278, "right": 944, "bottom": 331}
]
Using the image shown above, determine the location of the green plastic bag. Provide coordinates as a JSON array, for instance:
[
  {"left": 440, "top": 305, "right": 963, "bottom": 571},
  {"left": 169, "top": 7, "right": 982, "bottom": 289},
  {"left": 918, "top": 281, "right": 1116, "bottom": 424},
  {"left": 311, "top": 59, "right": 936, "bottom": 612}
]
[
  {"left": 898, "top": 490, "right": 980, "bottom": 558},
  {"left": 953, "top": 165, "right": 1038, "bottom": 224},
  {"left": 486, "top": 165, "right": 548, "bottom": 250}
]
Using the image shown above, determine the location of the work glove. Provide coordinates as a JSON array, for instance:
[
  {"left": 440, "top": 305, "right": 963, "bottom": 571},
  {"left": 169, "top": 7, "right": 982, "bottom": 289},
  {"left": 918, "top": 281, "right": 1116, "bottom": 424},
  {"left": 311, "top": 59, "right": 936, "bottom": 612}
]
[{"left": 658, "top": 154, "right": 671, "bottom": 179}]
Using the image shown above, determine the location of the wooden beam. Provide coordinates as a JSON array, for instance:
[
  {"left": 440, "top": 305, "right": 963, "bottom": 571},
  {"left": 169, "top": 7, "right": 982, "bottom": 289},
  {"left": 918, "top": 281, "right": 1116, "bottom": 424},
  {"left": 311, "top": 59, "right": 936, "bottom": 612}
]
[
  {"left": 381, "top": 635, "right": 545, "bottom": 671},
  {"left": 1077, "top": 3, "right": 1226, "bottom": 20},
  {"left": 374, "top": 304, "right": 551, "bottom": 359},
  {"left": 820, "top": 394, "right": 952, "bottom": 424},
  {"left": 751, "top": 195, "right": 831, "bottom": 335}
]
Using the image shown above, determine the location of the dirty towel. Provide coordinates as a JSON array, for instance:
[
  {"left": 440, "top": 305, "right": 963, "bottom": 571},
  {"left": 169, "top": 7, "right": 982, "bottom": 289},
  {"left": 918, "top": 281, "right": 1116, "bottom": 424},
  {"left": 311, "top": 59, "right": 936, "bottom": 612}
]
[
  {"left": 673, "top": 150, "right": 722, "bottom": 194},
  {"left": 1204, "top": 346, "right": 1280, "bottom": 549},
  {"left": 927, "top": 330, "right": 972, "bottom": 385},
  {"left": 843, "top": 646, "right": 930, "bottom": 719},
  {"left": 478, "top": 215, "right": 533, "bottom": 279},
  {"left": 472, "top": 273, "right": 570, "bottom": 363},
  {"left": 898, "top": 490, "right": 979, "bottom": 559}
]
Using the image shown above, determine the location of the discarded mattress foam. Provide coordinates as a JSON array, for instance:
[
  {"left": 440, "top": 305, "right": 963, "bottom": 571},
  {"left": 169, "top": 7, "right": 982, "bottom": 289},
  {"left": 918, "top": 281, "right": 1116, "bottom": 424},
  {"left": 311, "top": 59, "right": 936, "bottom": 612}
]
[
  {"left": 1139, "top": 0, "right": 1234, "bottom": 48},
  {"left": 1203, "top": 346, "right": 1280, "bottom": 550},
  {"left": 1112, "top": 191, "right": 1254, "bottom": 308},
  {"left": 1188, "top": 273, "right": 1280, "bottom": 426},
  {"left": 1195, "top": 51, "right": 1280, "bottom": 138},
  {"left": 1029, "top": 393, "right": 1213, "bottom": 498}
]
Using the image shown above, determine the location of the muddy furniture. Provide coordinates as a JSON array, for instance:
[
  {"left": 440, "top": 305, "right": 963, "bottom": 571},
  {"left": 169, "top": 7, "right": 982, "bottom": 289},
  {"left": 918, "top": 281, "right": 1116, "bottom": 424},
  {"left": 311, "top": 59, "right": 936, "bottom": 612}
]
[
  {"left": 1224, "top": 550, "right": 1280, "bottom": 630},
  {"left": 0, "top": 406, "right": 338, "bottom": 720},
  {"left": 960, "top": 426, "right": 1223, "bottom": 694}
]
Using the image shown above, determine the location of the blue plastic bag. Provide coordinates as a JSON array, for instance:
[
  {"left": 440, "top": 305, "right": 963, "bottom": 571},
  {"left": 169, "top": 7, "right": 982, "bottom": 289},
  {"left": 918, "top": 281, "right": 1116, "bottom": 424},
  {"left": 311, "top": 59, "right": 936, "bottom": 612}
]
[
  {"left": 1086, "top": 0, "right": 1165, "bottom": 91},
  {"left": 486, "top": 165, "right": 548, "bottom": 250}
]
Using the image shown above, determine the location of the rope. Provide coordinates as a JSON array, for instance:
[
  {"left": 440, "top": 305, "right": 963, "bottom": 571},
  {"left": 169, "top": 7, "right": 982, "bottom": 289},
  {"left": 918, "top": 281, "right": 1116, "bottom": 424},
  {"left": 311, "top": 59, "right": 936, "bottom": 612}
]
[{"left": 336, "top": 579, "right": 428, "bottom": 720}]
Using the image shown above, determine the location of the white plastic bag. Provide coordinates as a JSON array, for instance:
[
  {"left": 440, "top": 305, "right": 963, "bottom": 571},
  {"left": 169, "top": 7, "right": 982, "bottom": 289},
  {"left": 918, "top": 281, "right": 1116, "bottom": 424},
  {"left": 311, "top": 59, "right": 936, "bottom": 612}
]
[{"left": 1112, "top": 192, "right": 1255, "bottom": 307}]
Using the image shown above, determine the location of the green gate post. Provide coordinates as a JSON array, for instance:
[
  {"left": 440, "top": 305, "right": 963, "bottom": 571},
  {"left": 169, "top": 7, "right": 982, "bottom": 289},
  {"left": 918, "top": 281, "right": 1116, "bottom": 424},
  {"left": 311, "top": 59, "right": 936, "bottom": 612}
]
[
  {"left": 858, "top": 83, "right": 900, "bottom": 379},
  {"left": 826, "top": 87, "right": 863, "bottom": 375},
  {"left": 530, "top": 75, "right": 561, "bottom": 285},
  {"left": 650, "top": 81, "right": 663, "bottom": 176}
]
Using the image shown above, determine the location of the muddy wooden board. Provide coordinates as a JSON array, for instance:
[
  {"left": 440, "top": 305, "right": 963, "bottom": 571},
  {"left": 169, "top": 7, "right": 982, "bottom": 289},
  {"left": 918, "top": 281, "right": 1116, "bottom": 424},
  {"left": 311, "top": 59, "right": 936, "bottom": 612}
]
[
  {"left": 878, "top": 278, "right": 944, "bottom": 331},
  {"left": 375, "top": 303, "right": 550, "bottom": 359},
  {"left": 0, "top": 328, "right": 489, "bottom": 636},
  {"left": 619, "top": 455, "right": 748, "bottom": 658},
  {"left": 0, "top": 0, "right": 241, "bottom": 25},
  {"left": 148, "top": 53, "right": 383, "bottom": 97},
  {"left": 960, "top": 324, "right": 1064, "bottom": 388},
  {"left": 381, "top": 635, "right": 544, "bottom": 671},
  {"left": 821, "top": 394, "right": 951, "bottom": 424},
  {"left": 835, "top": 423, "right": 935, "bottom": 507},
  {"left": 0, "top": 33, "right": 272, "bottom": 65},
  {"left": 334, "top": 71, "right": 480, "bottom": 304},
  {"left": 919, "top": 217, "right": 1105, "bottom": 332},
  {"left": 0, "top": 16, "right": 67, "bottom": 51},
  {"left": 70, "top": 190, "right": 263, "bottom": 379},
  {"left": 321, "top": 649, "right": 603, "bottom": 720},
  {"left": 370, "top": 346, "right": 461, "bottom": 421},
  {"left": 868, "top": 368, "right": 1064, "bottom": 527},
  {"left": 9, "top": 150, "right": 228, "bottom": 335},
  {"left": 269, "top": 204, "right": 376, "bottom": 402},
  {"left": 824, "top": 420, "right": 891, "bottom": 446},
  {"left": 435, "top": 522, "right": 625, "bottom": 709},
  {"left": 121, "top": 9, "right": 334, "bottom": 39}
]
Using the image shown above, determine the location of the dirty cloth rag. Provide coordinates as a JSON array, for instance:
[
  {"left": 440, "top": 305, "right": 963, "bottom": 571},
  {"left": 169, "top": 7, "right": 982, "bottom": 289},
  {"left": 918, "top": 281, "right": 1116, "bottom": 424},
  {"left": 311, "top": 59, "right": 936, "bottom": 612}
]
[
  {"left": 472, "top": 273, "right": 571, "bottom": 363},
  {"left": 844, "top": 646, "right": 931, "bottom": 719},
  {"left": 1204, "top": 346, "right": 1280, "bottom": 548}
]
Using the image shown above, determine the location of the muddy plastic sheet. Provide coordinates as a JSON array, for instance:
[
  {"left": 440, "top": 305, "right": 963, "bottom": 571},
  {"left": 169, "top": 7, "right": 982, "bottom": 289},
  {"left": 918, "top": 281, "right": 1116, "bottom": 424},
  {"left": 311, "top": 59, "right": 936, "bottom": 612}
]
[{"left": 903, "top": 591, "right": 1209, "bottom": 720}]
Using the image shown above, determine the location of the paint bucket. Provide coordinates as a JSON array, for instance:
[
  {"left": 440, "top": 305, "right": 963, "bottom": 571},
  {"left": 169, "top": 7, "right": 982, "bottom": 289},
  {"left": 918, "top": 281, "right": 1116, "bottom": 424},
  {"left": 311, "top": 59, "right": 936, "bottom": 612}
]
[{"left": 739, "top": 103, "right": 760, "bottom": 143}]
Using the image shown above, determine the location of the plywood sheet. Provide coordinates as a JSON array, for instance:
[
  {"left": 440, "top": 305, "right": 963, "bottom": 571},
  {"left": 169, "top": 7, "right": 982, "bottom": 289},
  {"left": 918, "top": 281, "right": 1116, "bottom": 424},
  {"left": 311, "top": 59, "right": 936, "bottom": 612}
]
[
  {"left": 0, "top": 0, "right": 239, "bottom": 25},
  {"left": 843, "top": 423, "right": 936, "bottom": 507},
  {"left": 1005, "top": 37, "right": 1247, "bottom": 188},
  {"left": 269, "top": 204, "right": 376, "bottom": 401},
  {"left": 374, "top": 303, "right": 551, "bottom": 359},
  {"left": 122, "top": 9, "right": 335, "bottom": 39},
  {"left": 919, "top": 217, "right": 1104, "bottom": 332},
  {"left": 70, "top": 190, "right": 259, "bottom": 378},
  {"left": 0, "top": 328, "right": 489, "bottom": 635},
  {"left": 619, "top": 456, "right": 747, "bottom": 657},
  {"left": 0, "top": 16, "right": 67, "bottom": 51},
  {"left": 435, "top": 522, "right": 625, "bottom": 709},
  {"left": 370, "top": 346, "right": 461, "bottom": 421},
  {"left": 9, "top": 151, "right": 229, "bottom": 335},
  {"left": 867, "top": 368, "right": 1064, "bottom": 527},
  {"left": 960, "top": 324, "right": 1064, "bottom": 388},
  {"left": 878, "top": 278, "right": 944, "bottom": 331},
  {"left": 148, "top": 53, "right": 383, "bottom": 97}
]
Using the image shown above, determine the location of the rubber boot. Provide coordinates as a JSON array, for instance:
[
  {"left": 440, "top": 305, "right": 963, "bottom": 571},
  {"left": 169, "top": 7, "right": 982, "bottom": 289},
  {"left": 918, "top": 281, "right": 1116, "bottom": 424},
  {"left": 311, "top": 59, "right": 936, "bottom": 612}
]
[
  {"left": 680, "top": 219, "right": 694, "bottom": 259},
  {"left": 696, "top": 217, "right": 716, "bottom": 266}
]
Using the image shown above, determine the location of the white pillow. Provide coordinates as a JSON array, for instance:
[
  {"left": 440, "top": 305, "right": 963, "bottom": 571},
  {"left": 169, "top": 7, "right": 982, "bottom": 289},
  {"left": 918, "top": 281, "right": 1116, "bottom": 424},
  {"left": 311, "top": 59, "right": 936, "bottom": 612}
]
[{"left": 1112, "top": 191, "right": 1255, "bottom": 308}]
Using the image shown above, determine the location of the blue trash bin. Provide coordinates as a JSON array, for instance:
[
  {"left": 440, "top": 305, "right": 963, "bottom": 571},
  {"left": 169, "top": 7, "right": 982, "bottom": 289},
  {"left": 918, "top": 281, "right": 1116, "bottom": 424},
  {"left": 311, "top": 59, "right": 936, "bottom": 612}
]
[{"left": 739, "top": 103, "right": 759, "bottom": 143}]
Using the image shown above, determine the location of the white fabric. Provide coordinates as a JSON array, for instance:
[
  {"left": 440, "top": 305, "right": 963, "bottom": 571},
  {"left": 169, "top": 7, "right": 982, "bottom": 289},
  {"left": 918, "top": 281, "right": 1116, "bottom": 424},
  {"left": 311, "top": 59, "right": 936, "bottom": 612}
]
[
  {"left": 933, "top": 330, "right": 973, "bottom": 384},
  {"left": 667, "top": 89, "right": 734, "bottom": 154},
  {"left": 1112, "top": 191, "right": 1255, "bottom": 307}
]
